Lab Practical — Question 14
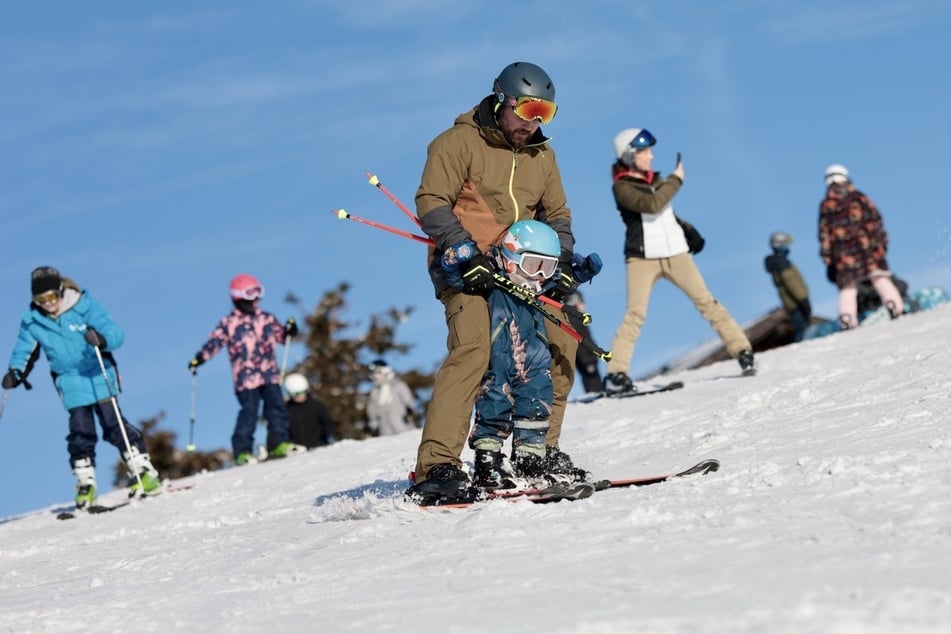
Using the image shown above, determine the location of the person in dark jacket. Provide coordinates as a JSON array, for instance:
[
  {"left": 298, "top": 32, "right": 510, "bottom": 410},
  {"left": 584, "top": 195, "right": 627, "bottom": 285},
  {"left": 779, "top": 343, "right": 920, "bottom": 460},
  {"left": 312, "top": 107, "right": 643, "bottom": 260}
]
[
  {"left": 277, "top": 373, "right": 336, "bottom": 449},
  {"left": 603, "top": 128, "right": 754, "bottom": 392},
  {"left": 765, "top": 232, "right": 812, "bottom": 342},
  {"left": 818, "top": 164, "right": 904, "bottom": 329},
  {"left": 565, "top": 291, "right": 604, "bottom": 394}
]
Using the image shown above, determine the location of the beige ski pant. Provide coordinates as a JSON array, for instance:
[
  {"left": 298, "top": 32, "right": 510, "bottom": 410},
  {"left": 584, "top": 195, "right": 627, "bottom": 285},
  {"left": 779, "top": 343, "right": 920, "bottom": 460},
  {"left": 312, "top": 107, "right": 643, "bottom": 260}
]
[
  {"left": 606, "top": 253, "right": 750, "bottom": 376},
  {"left": 414, "top": 290, "right": 577, "bottom": 481}
]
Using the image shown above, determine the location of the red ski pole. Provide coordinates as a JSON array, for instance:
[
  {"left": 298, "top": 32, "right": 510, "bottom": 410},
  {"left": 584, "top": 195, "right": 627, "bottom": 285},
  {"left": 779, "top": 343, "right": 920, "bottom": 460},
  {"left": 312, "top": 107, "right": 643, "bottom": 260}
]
[
  {"left": 362, "top": 176, "right": 591, "bottom": 325},
  {"left": 366, "top": 173, "right": 421, "bottom": 228},
  {"left": 336, "top": 184, "right": 606, "bottom": 359},
  {"left": 333, "top": 209, "right": 435, "bottom": 247}
]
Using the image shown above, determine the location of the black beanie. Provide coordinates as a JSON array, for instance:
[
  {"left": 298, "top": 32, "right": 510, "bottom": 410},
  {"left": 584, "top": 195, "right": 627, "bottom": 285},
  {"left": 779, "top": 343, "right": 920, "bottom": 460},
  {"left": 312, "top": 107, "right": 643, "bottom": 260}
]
[{"left": 31, "top": 266, "right": 62, "bottom": 296}]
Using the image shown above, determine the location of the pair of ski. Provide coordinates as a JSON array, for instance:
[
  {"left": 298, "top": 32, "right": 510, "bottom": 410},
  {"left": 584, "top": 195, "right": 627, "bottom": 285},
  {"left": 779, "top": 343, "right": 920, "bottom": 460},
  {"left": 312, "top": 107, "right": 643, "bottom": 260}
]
[
  {"left": 55, "top": 483, "right": 195, "bottom": 520},
  {"left": 421, "top": 458, "right": 719, "bottom": 509},
  {"left": 572, "top": 380, "right": 685, "bottom": 404}
]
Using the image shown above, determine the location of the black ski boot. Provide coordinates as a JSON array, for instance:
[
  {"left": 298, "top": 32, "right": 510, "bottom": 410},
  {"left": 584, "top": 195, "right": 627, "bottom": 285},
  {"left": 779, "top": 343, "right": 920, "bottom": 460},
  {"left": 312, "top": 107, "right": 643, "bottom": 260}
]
[
  {"left": 737, "top": 349, "right": 755, "bottom": 376},
  {"left": 545, "top": 446, "right": 590, "bottom": 483},
  {"left": 472, "top": 449, "right": 514, "bottom": 490},
  {"left": 404, "top": 463, "right": 478, "bottom": 506},
  {"left": 603, "top": 372, "right": 635, "bottom": 394},
  {"left": 512, "top": 450, "right": 548, "bottom": 482}
]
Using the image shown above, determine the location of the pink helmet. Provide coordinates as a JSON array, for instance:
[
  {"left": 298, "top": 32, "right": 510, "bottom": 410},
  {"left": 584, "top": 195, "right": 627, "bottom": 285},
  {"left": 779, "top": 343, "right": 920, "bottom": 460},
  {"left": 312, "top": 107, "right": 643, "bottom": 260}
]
[{"left": 229, "top": 274, "right": 264, "bottom": 301}]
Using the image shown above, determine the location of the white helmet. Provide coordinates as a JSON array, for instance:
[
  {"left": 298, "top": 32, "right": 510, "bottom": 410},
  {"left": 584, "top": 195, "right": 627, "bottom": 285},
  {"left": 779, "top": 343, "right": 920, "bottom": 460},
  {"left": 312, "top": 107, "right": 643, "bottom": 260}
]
[
  {"left": 824, "top": 164, "right": 850, "bottom": 186},
  {"left": 613, "top": 128, "right": 657, "bottom": 167},
  {"left": 283, "top": 373, "right": 309, "bottom": 396},
  {"left": 770, "top": 232, "right": 793, "bottom": 250}
]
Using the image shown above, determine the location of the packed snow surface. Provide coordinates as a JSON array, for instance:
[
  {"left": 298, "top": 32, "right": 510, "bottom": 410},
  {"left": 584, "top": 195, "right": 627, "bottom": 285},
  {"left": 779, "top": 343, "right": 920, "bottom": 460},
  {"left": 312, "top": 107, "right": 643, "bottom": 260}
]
[{"left": 2, "top": 306, "right": 950, "bottom": 633}]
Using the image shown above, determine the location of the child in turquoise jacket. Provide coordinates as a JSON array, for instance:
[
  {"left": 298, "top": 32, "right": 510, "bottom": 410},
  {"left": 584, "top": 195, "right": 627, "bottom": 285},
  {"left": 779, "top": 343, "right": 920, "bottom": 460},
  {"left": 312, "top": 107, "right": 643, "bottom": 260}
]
[{"left": 3, "top": 266, "right": 162, "bottom": 508}]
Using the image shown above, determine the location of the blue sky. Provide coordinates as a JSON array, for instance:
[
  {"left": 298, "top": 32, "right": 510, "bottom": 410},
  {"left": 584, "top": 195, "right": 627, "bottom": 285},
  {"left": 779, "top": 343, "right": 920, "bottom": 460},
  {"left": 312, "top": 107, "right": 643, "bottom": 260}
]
[{"left": 2, "top": 1, "right": 950, "bottom": 518}]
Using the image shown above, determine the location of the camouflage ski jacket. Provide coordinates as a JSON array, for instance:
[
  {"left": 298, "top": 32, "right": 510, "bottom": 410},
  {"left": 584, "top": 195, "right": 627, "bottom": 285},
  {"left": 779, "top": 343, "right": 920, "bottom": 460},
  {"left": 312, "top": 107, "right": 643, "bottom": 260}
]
[{"left": 818, "top": 186, "right": 890, "bottom": 287}]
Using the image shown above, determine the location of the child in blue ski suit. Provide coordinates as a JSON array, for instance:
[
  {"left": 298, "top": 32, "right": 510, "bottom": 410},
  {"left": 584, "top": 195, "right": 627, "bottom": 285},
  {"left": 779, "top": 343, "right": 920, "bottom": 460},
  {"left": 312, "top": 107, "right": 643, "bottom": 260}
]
[
  {"left": 440, "top": 220, "right": 567, "bottom": 489},
  {"left": 2, "top": 266, "right": 162, "bottom": 508}
]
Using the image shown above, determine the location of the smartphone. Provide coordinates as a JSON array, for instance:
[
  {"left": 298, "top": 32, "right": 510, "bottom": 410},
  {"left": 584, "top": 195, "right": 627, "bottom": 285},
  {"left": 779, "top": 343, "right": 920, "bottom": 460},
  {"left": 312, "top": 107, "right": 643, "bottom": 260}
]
[{"left": 676, "top": 152, "right": 682, "bottom": 164}]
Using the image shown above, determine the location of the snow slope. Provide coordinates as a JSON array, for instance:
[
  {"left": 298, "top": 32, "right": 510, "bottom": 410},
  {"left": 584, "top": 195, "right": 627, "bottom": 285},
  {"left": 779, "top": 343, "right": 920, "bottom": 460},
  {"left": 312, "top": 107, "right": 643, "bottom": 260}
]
[{"left": 2, "top": 306, "right": 950, "bottom": 634}]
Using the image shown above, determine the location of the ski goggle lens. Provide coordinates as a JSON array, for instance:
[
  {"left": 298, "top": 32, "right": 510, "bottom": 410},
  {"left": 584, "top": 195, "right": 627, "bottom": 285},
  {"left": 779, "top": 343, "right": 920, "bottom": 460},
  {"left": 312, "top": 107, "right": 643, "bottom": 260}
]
[
  {"left": 33, "top": 290, "right": 60, "bottom": 305},
  {"left": 514, "top": 252, "right": 559, "bottom": 279},
  {"left": 236, "top": 286, "right": 264, "bottom": 300},
  {"left": 628, "top": 129, "right": 657, "bottom": 150},
  {"left": 510, "top": 96, "right": 558, "bottom": 125}
]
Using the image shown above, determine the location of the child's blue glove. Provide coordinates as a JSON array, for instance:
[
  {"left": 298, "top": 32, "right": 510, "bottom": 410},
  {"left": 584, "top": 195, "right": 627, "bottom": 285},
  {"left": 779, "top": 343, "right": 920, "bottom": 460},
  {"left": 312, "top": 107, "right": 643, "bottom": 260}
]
[{"left": 571, "top": 252, "right": 603, "bottom": 284}]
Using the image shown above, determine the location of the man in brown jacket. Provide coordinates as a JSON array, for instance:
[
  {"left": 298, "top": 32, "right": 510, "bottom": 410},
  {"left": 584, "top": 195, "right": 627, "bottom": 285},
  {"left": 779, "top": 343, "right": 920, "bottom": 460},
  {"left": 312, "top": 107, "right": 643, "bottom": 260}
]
[{"left": 406, "top": 62, "right": 583, "bottom": 503}]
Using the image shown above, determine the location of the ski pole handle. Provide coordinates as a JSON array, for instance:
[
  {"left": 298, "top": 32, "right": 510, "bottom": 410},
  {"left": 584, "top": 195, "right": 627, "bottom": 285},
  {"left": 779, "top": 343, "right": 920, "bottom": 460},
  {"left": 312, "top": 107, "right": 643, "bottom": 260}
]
[
  {"left": 579, "top": 337, "right": 612, "bottom": 362},
  {"left": 560, "top": 302, "right": 592, "bottom": 326}
]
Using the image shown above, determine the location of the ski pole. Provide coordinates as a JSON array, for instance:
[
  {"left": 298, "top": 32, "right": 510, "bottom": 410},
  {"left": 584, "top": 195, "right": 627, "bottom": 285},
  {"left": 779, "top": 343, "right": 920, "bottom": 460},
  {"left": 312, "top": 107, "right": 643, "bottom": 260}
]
[
  {"left": 333, "top": 209, "right": 434, "bottom": 246},
  {"left": 489, "top": 270, "right": 592, "bottom": 326},
  {"left": 0, "top": 389, "right": 8, "bottom": 425},
  {"left": 341, "top": 177, "right": 605, "bottom": 355},
  {"left": 187, "top": 370, "right": 197, "bottom": 452},
  {"left": 336, "top": 198, "right": 604, "bottom": 355},
  {"left": 91, "top": 344, "right": 145, "bottom": 495},
  {"left": 366, "top": 173, "right": 420, "bottom": 227},
  {"left": 279, "top": 334, "right": 292, "bottom": 385},
  {"left": 491, "top": 272, "right": 612, "bottom": 362},
  {"left": 361, "top": 173, "right": 593, "bottom": 324}
]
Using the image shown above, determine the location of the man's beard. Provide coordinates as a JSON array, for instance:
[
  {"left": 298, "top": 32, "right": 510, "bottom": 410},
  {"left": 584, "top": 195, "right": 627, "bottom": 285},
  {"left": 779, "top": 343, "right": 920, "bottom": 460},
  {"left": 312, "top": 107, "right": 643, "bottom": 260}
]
[{"left": 505, "top": 127, "right": 531, "bottom": 148}]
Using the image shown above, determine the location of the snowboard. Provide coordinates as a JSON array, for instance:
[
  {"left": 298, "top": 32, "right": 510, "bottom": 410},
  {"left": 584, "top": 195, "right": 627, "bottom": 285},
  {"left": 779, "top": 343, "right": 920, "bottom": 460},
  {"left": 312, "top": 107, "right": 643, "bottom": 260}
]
[{"left": 572, "top": 380, "right": 685, "bottom": 404}]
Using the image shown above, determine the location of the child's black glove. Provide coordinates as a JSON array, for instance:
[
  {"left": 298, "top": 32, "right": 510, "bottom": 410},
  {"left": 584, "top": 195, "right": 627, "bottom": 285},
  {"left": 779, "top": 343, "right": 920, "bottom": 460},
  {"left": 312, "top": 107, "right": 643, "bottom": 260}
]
[
  {"left": 84, "top": 327, "right": 107, "bottom": 349},
  {"left": 285, "top": 318, "right": 299, "bottom": 338}
]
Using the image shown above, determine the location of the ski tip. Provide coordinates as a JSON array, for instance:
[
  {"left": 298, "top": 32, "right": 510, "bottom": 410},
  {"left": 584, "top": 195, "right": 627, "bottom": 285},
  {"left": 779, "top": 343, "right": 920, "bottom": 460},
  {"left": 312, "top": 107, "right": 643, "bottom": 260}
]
[{"left": 674, "top": 458, "right": 721, "bottom": 478}]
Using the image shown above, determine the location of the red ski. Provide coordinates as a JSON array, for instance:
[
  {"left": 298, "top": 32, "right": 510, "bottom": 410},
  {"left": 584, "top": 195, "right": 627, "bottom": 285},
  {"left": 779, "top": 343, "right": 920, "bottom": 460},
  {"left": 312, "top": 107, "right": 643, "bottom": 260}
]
[{"left": 593, "top": 458, "right": 720, "bottom": 491}]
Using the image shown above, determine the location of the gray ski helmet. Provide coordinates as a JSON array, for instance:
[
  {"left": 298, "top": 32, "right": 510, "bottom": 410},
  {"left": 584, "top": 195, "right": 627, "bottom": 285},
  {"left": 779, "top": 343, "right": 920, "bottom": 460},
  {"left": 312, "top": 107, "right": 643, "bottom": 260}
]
[
  {"left": 770, "top": 232, "right": 793, "bottom": 250},
  {"left": 494, "top": 62, "right": 555, "bottom": 101}
]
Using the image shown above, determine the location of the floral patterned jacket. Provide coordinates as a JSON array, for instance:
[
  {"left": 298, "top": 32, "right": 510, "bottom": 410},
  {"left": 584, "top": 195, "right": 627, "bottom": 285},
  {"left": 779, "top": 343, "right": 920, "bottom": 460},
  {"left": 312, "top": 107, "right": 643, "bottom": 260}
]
[{"left": 196, "top": 307, "right": 288, "bottom": 392}]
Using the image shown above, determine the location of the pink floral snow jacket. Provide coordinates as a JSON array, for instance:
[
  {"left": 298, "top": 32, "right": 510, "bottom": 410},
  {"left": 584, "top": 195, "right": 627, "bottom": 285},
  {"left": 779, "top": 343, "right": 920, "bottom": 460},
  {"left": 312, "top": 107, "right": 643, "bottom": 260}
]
[{"left": 195, "top": 308, "right": 288, "bottom": 392}]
